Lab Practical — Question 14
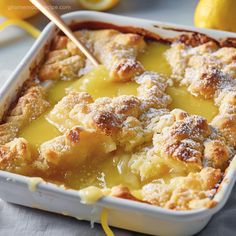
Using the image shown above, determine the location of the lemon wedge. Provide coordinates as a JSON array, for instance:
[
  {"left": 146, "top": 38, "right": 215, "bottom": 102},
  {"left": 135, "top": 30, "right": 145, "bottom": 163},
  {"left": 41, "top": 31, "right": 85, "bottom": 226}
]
[
  {"left": 0, "top": 1, "right": 40, "bottom": 38},
  {"left": 0, "top": 0, "right": 39, "bottom": 19},
  {"left": 194, "top": 0, "right": 236, "bottom": 32},
  {"left": 77, "top": 0, "right": 119, "bottom": 11}
]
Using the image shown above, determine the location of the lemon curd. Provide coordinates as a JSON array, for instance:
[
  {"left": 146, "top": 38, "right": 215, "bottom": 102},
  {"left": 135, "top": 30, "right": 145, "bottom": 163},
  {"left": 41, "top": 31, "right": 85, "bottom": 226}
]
[
  {"left": 68, "top": 65, "right": 138, "bottom": 99},
  {"left": 19, "top": 41, "right": 218, "bottom": 190}
]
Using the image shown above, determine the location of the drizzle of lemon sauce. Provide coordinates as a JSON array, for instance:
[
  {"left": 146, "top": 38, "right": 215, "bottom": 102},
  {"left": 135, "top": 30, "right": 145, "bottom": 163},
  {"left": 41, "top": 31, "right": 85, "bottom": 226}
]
[
  {"left": 28, "top": 177, "right": 44, "bottom": 192},
  {"left": 79, "top": 186, "right": 109, "bottom": 204}
]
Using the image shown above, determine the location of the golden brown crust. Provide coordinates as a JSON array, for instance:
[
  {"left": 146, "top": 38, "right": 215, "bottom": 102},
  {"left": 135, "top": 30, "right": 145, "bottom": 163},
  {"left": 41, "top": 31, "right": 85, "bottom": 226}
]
[
  {"left": 0, "top": 123, "right": 18, "bottom": 147},
  {"left": 47, "top": 71, "right": 171, "bottom": 152},
  {"left": 110, "top": 185, "right": 148, "bottom": 203},
  {"left": 166, "top": 40, "right": 235, "bottom": 100},
  {"left": 0, "top": 138, "right": 32, "bottom": 172},
  {"left": 166, "top": 39, "right": 236, "bottom": 156},
  {"left": 214, "top": 47, "right": 236, "bottom": 64},
  {"left": 47, "top": 91, "right": 93, "bottom": 133},
  {"left": 165, "top": 43, "right": 188, "bottom": 79},
  {"left": 39, "top": 126, "right": 116, "bottom": 167},
  {"left": 186, "top": 64, "right": 222, "bottom": 99},
  {"left": 0, "top": 86, "right": 49, "bottom": 145},
  {"left": 48, "top": 92, "right": 147, "bottom": 151},
  {"left": 156, "top": 113, "right": 210, "bottom": 164},
  {"left": 165, "top": 41, "right": 219, "bottom": 80},
  {"left": 220, "top": 38, "right": 236, "bottom": 48},
  {"left": 51, "top": 36, "right": 68, "bottom": 50},
  {"left": 211, "top": 114, "right": 236, "bottom": 147},
  {"left": 39, "top": 53, "right": 85, "bottom": 81},
  {"left": 217, "top": 91, "right": 236, "bottom": 115},
  {"left": 130, "top": 109, "right": 228, "bottom": 183},
  {"left": 135, "top": 72, "right": 172, "bottom": 109},
  {"left": 142, "top": 167, "right": 221, "bottom": 210},
  {"left": 88, "top": 30, "right": 146, "bottom": 82},
  {"left": 39, "top": 32, "right": 89, "bottom": 81},
  {"left": 177, "top": 33, "right": 217, "bottom": 47},
  {"left": 204, "top": 139, "right": 230, "bottom": 171}
]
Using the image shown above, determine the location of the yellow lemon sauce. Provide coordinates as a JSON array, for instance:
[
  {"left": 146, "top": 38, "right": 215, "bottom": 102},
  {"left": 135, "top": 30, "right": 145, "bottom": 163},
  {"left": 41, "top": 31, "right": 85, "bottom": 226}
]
[{"left": 18, "top": 41, "right": 218, "bottom": 191}]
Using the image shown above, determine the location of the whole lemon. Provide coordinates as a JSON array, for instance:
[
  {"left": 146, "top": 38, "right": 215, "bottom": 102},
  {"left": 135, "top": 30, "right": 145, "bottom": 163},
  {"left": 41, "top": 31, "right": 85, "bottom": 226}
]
[
  {"left": 76, "top": 0, "right": 119, "bottom": 11},
  {"left": 194, "top": 0, "right": 236, "bottom": 32},
  {"left": 0, "top": 0, "right": 39, "bottom": 19}
]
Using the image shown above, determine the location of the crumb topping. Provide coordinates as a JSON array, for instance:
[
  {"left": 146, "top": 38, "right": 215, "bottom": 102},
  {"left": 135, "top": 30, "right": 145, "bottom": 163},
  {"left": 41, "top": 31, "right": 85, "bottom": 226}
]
[
  {"left": 0, "top": 138, "right": 32, "bottom": 173},
  {"left": 166, "top": 39, "right": 236, "bottom": 151},
  {"left": 141, "top": 167, "right": 221, "bottom": 210},
  {"left": 39, "top": 29, "right": 146, "bottom": 82},
  {"left": 0, "top": 86, "right": 49, "bottom": 145},
  {"left": 0, "top": 30, "right": 235, "bottom": 211}
]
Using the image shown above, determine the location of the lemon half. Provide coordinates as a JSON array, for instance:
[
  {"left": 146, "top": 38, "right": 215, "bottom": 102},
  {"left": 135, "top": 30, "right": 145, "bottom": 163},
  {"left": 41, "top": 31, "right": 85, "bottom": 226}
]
[
  {"left": 77, "top": 0, "right": 119, "bottom": 11},
  {"left": 194, "top": 0, "right": 236, "bottom": 32}
]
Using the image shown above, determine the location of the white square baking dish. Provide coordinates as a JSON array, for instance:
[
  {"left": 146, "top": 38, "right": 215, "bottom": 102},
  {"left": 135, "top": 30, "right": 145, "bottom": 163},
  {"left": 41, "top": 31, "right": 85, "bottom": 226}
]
[{"left": 0, "top": 11, "right": 236, "bottom": 236}]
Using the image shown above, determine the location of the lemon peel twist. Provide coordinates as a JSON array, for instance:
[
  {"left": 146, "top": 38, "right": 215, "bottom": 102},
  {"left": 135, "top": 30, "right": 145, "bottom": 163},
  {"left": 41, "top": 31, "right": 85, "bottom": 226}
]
[
  {"left": 101, "top": 208, "right": 114, "bottom": 236},
  {"left": 0, "top": 19, "right": 41, "bottom": 38}
]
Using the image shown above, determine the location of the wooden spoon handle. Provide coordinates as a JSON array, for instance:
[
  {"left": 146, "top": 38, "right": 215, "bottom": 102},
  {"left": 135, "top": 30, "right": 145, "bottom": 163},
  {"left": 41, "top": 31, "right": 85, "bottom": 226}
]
[{"left": 30, "top": 0, "right": 99, "bottom": 66}]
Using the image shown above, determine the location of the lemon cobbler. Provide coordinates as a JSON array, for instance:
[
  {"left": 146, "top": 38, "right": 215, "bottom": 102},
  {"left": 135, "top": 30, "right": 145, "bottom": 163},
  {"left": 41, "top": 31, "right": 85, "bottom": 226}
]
[{"left": 0, "top": 28, "right": 236, "bottom": 211}]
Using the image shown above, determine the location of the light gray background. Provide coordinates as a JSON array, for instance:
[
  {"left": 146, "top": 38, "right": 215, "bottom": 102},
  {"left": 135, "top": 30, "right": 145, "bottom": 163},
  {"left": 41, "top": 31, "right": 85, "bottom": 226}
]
[{"left": 0, "top": 0, "right": 236, "bottom": 235}]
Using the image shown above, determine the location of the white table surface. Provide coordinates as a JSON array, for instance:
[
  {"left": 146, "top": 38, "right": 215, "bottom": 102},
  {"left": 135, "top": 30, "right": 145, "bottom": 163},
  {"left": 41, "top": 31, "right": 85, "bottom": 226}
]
[{"left": 1, "top": 1, "right": 236, "bottom": 235}]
